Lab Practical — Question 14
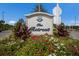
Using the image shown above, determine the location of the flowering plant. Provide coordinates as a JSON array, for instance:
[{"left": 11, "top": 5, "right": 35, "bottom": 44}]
[
  {"left": 13, "top": 21, "right": 31, "bottom": 41},
  {"left": 31, "top": 36, "right": 40, "bottom": 40}
]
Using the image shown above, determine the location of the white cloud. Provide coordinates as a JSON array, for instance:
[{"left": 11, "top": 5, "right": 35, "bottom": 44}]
[
  {"left": 65, "top": 20, "right": 79, "bottom": 26},
  {"left": 8, "top": 20, "right": 16, "bottom": 25}
]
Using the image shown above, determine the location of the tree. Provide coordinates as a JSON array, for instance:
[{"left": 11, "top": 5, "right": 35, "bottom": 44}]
[
  {"left": 34, "top": 4, "right": 48, "bottom": 13},
  {"left": 0, "top": 20, "right": 5, "bottom": 24},
  {"left": 0, "top": 20, "right": 13, "bottom": 32}
]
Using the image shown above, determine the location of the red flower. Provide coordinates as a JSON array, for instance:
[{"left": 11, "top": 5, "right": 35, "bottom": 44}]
[
  {"left": 31, "top": 36, "right": 39, "bottom": 40},
  {"left": 43, "top": 40, "right": 49, "bottom": 42}
]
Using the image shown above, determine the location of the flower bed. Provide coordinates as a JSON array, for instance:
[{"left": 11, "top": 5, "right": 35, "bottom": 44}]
[
  {"left": 0, "top": 34, "right": 79, "bottom": 56},
  {"left": 16, "top": 35, "right": 55, "bottom": 56}
]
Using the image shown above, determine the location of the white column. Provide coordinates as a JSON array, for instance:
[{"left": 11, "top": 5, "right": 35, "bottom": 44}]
[{"left": 53, "top": 3, "right": 62, "bottom": 25}]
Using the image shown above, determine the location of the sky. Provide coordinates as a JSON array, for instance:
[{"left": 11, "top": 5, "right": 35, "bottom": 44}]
[{"left": 0, "top": 3, "right": 79, "bottom": 25}]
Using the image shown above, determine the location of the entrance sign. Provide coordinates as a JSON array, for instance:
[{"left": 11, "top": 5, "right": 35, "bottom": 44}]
[
  {"left": 25, "top": 12, "right": 53, "bottom": 35},
  {"left": 25, "top": 4, "right": 62, "bottom": 35}
]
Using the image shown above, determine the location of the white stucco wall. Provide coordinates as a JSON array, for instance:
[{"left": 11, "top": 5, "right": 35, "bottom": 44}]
[{"left": 26, "top": 14, "right": 53, "bottom": 35}]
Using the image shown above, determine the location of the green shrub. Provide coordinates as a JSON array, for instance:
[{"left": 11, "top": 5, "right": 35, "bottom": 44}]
[
  {"left": 16, "top": 36, "right": 55, "bottom": 56},
  {"left": 0, "top": 35, "right": 25, "bottom": 56},
  {"left": 53, "top": 37, "right": 79, "bottom": 56}
]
